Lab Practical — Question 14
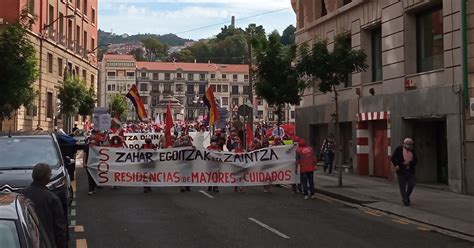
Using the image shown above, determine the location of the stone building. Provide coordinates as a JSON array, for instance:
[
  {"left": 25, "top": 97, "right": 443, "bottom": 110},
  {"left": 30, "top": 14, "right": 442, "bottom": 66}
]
[
  {"left": 0, "top": 0, "right": 98, "bottom": 132},
  {"left": 293, "top": 0, "right": 471, "bottom": 194}
]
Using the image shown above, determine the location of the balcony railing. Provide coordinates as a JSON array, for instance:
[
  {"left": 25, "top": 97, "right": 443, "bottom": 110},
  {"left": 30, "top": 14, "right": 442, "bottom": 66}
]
[
  {"left": 67, "top": 40, "right": 75, "bottom": 52},
  {"left": 58, "top": 33, "right": 66, "bottom": 46},
  {"left": 46, "top": 28, "right": 56, "bottom": 41}
]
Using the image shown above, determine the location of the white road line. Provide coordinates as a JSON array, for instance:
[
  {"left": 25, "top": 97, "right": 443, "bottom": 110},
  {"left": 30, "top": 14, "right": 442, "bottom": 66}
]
[
  {"left": 281, "top": 184, "right": 291, "bottom": 189},
  {"left": 198, "top": 190, "right": 215, "bottom": 199},
  {"left": 248, "top": 218, "right": 290, "bottom": 239}
]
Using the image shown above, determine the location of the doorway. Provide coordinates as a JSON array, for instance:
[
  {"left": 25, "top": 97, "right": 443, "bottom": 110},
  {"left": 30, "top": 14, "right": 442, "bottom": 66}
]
[{"left": 372, "top": 120, "right": 390, "bottom": 178}]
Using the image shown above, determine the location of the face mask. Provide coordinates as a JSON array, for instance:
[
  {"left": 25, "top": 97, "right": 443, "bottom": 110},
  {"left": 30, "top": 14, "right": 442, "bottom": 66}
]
[{"left": 404, "top": 144, "right": 413, "bottom": 150}]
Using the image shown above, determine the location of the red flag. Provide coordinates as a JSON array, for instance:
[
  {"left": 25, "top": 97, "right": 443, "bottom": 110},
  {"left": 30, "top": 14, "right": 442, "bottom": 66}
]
[
  {"left": 165, "top": 101, "right": 173, "bottom": 147},
  {"left": 246, "top": 122, "right": 253, "bottom": 148}
]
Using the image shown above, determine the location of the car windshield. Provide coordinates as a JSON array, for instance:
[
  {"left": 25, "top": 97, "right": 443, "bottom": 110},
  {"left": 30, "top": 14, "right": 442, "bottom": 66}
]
[
  {"left": 0, "top": 137, "right": 59, "bottom": 169},
  {"left": 0, "top": 220, "right": 20, "bottom": 248}
]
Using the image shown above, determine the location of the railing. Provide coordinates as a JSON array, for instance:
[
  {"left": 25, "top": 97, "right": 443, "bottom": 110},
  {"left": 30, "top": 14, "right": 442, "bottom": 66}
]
[
  {"left": 58, "top": 33, "right": 66, "bottom": 46},
  {"left": 67, "top": 40, "right": 75, "bottom": 52},
  {"left": 46, "top": 28, "right": 56, "bottom": 41},
  {"left": 231, "top": 92, "right": 240, "bottom": 96}
]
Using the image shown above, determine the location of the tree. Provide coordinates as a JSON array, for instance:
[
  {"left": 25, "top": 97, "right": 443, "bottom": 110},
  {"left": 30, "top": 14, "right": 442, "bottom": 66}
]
[
  {"left": 129, "top": 48, "right": 145, "bottom": 61},
  {"left": 0, "top": 13, "right": 38, "bottom": 122},
  {"left": 254, "top": 32, "right": 306, "bottom": 127},
  {"left": 108, "top": 93, "right": 129, "bottom": 120},
  {"left": 78, "top": 87, "right": 96, "bottom": 119},
  {"left": 142, "top": 37, "right": 168, "bottom": 61},
  {"left": 280, "top": 25, "right": 296, "bottom": 45},
  {"left": 57, "top": 77, "right": 87, "bottom": 132},
  {"left": 168, "top": 49, "right": 194, "bottom": 62},
  {"left": 297, "top": 34, "right": 368, "bottom": 187}
]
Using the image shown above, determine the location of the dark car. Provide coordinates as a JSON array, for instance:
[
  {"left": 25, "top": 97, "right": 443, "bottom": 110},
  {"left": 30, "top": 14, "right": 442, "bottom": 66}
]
[
  {"left": 0, "top": 131, "right": 72, "bottom": 214},
  {"left": 0, "top": 192, "right": 53, "bottom": 247}
]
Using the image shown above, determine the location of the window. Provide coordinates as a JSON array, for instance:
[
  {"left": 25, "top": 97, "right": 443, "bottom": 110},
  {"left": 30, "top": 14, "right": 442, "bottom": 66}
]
[
  {"left": 164, "top": 83, "right": 171, "bottom": 93},
  {"left": 28, "top": 0, "right": 34, "bottom": 15},
  {"left": 187, "top": 85, "right": 194, "bottom": 94},
  {"left": 46, "top": 92, "right": 53, "bottom": 118},
  {"left": 76, "top": 0, "right": 81, "bottom": 10},
  {"left": 92, "top": 8, "right": 96, "bottom": 24},
  {"left": 199, "top": 74, "right": 205, "bottom": 80},
  {"left": 210, "top": 84, "right": 216, "bottom": 92},
  {"left": 258, "top": 110, "right": 263, "bottom": 119},
  {"left": 198, "top": 85, "right": 206, "bottom": 94},
  {"left": 233, "top": 74, "right": 238, "bottom": 81},
  {"left": 222, "top": 74, "right": 227, "bottom": 79},
  {"left": 416, "top": 6, "right": 443, "bottom": 73},
  {"left": 177, "top": 73, "right": 182, "bottom": 79},
  {"left": 152, "top": 84, "right": 159, "bottom": 93},
  {"left": 211, "top": 74, "right": 215, "bottom": 79},
  {"left": 222, "top": 85, "right": 228, "bottom": 92},
  {"left": 176, "top": 84, "right": 183, "bottom": 92},
  {"left": 188, "top": 73, "right": 194, "bottom": 81},
  {"left": 217, "top": 84, "right": 222, "bottom": 92},
  {"left": 48, "top": 5, "right": 54, "bottom": 34},
  {"left": 340, "top": 35, "right": 352, "bottom": 87},
  {"left": 321, "top": 0, "right": 327, "bottom": 16},
  {"left": 82, "top": 69, "right": 86, "bottom": 80},
  {"left": 152, "top": 96, "right": 159, "bottom": 106},
  {"left": 90, "top": 74, "right": 95, "bottom": 89},
  {"left": 83, "top": 0, "right": 88, "bottom": 15},
  {"left": 112, "top": 84, "right": 116, "bottom": 91},
  {"left": 342, "top": 0, "right": 352, "bottom": 6},
  {"left": 140, "top": 83, "right": 148, "bottom": 91},
  {"left": 58, "top": 58, "right": 63, "bottom": 76},
  {"left": 222, "top": 97, "right": 228, "bottom": 106},
  {"left": 107, "top": 85, "right": 112, "bottom": 91},
  {"left": 107, "top": 71, "right": 116, "bottom": 76},
  {"left": 59, "top": 13, "right": 64, "bottom": 36},
  {"left": 371, "top": 27, "right": 382, "bottom": 82},
  {"left": 291, "top": 111, "right": 295, "bottom": 119},
  {"left": 244, "top": 74, "right": 249, "bottom": 81},
  {"left": 165, "top": 73, "right": 170, "bottom": 80},
  {"left": 231, "top": 85, "right": 239, "bottom": 95},
  {"left": 243, "top": 85, "right": 250, "bottom": 95},
  {"left": 126, "top": 72, "right": 135, "bottom": 77},
  {"left": 232, "top": 98, "right": 239, "bottom": 106},
  {"left": 67, "top": 20, "right": 73, "bottom": 43},
  {"left": 76, "top": 25, "right": 81, "bottom": 47},
  {"left": 83, "top": 31, "right": 88, "bottom": 51},
  {"left": 153, "top": 73, "right": 159, "bottom": 80},
  {"left": 47, "top": 53, "right": 53, "bottom": 73},
  {"left": 268, "top": 111, "right": 274, "bottom": 121}
]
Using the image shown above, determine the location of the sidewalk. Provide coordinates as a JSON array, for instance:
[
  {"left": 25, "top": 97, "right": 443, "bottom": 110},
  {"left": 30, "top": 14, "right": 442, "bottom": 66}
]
[{"left": 314, "top": 170, "right": 474, "bottom": 237}]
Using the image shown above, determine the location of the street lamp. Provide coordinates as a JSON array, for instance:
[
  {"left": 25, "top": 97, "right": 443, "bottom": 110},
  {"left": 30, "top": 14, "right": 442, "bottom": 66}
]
[
  {"left": 42, "top": 14, "right": 75, "bottom": 35},
  {"left": 88, "top": 43, "right": 111, "bottom": 54}
]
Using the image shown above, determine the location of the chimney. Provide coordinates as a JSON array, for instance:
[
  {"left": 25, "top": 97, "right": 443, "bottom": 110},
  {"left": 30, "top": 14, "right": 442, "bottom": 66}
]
[{"left": 231, "top": 16, "right": 235, "bottom": 28}]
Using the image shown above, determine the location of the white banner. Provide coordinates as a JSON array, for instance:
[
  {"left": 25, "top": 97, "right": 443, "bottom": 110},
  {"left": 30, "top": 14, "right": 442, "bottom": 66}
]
[
  {"left": 86, "top": 146, "right": 297, "bottom": 187},
  {"left": 188, "top": 131, "right": 211, "bottom": 148},
  {"left": 123, "top": 133, "right": 164, "bottom": 149}
]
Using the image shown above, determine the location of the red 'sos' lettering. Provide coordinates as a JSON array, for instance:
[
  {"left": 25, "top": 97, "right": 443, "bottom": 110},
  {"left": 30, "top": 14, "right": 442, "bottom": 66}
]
[{"left": 99, "top": 148, "right": 110, "bottom": 161}]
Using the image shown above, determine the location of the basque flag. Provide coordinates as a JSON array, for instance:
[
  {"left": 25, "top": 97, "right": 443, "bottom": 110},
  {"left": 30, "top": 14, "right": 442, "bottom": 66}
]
[
  {"left": 202, "top": 87, "right": 220, "bottom": 126},
  {"left": 126, "top": 84, "right": 148, "bottom": 122}
]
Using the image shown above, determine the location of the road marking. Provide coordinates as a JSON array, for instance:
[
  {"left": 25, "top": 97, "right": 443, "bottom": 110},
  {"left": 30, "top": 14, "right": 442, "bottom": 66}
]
[
  {"left": 70, "top": 220, "right": 76, "bottom": 226},
  {"left": 248, "top": 218, "right": 290, "bottom": 239},
  {"left": 198, "top": 190, "right": 215, "bottom": 199},
  {"left": 392, "top": 219, "right": 409, "bottom": 225},
  {"left": 74, "top": 225, "right": 85, "bottom": 232},
  {"left": 71, "top": 209, "right": 76, "bottom": 216},
  {"left": 71, "top": 180, "right": 76, "bottom": 193},
  {"left": 364, "top": 211, "right": 382, "bottom": 217},
  {"left": 315, "top": 196, "right": 333, "bottom": 203},
  {"left": 71, "top": 201, "right": 76, "bottom": 207},
  {"left": 76, "top": 239, "right": 88, "bottom": 248},
  {"left": 281, "top": 184, "right": 291, "bottom": 189},
  {"left": 417, "top": 227, "right": 431, "bottom": 231}
]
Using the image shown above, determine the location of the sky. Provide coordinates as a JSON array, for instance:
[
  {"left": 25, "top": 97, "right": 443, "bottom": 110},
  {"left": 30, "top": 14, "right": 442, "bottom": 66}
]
[{"left": 99, "top": 0, "right": 296, "bottom": 40}]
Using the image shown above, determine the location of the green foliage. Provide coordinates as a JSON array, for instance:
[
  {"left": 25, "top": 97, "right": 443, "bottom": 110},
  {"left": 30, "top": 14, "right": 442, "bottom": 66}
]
[
  {"left": 58, "top": 77, "right": 87, "bottom": 116},
  {"left": 297, "top": 34, "right": 368, "bottom": 93},
  {"left": 108, "top": 94, "right": 129, "bottom": 119},
  {"left": 128, "top": 48, "right": 145, "bottom": 61},
  {"left": 142, "top": 37, "right": 169, "bottom": 61},
  {"left": 254, "top": 32, "right": 306, "bottom": 124},
  {"left": 78, "top": 88, "right": 96, "bottom": 117},
  {"left": 168, "top": 49, "right": 195, "bottom": 62},
  {"left": 98, "top": 30, "right": 192, "bottom": 47},
  {"left": 280, "top": 25, "right": 296, "bottom": 45},
  {"left": 0, "top": 22, "right": 38, "bottom": 120}
]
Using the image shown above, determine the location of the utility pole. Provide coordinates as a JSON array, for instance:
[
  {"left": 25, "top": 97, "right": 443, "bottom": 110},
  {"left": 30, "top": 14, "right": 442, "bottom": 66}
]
[{"left": 247, "top": 32, "right": 254, "bottom": 131}]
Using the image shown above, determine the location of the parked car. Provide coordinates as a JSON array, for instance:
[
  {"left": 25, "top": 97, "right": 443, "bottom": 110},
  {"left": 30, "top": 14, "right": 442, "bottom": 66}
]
[
  {"left": 0, "top": 192, "right": 53, "bottom": 247},
  {"left": 0, "top": 131, "right": 72, "bottom": 215}
]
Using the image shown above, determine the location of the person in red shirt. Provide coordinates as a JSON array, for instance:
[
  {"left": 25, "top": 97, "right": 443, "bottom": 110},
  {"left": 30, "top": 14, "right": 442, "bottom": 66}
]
[
  {"left": 231, "top": 138, "right": 245, "bottom": 193},
  {"left": 141, "top": 138, "right": 156, "bottom": 193},
  {"left": 207, "top": 136, "right": 221, "bottom": 193},
  {"left": 295, "top": 139, "right": 317, "bottom": 200}
]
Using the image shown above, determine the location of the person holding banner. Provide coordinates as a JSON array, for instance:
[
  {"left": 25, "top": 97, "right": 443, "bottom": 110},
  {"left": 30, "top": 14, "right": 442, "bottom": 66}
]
[
  {"left": 178, "top": 135, "right": 194, "bottom": 193},
  {"left": 85, "top": 134, "right": 98, "bottom": 195},
  {"left": 207, "top": 136, "right": 221, "bottom": 193},
  {"left": 142, "top": 138, "right": 157, "bottom": 193},
  {"left": 295, "top": 139, "right": 317, "bottom": 200},
  {"left": 232, "top": 138, "right": 245, "bottom": 193}
]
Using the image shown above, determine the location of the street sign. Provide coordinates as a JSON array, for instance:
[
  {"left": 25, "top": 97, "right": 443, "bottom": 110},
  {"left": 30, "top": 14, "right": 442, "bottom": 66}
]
[{"left": 238, "top": 104, "right": 253, "bottom": 117}]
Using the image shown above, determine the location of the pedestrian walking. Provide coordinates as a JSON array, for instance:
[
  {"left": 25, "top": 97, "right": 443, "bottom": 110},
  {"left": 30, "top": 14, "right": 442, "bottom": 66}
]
[
  {"left": 178, "top": 135, "right": 194, "bottom": 192},
  {"left": 292, "top": 137, "right": 302, "bottom": 194},
  {"left": 207, "top": 136, "right": 222, "bottom": 193},
  {"left": 321, "top": 134, "right": 335, "bottom": 176},
  {"left": 391, "top": 138, "right": 418, "bottom": 206},
  {"left": 295, "top": 139, "right": 317, "bottom": 200},
  {"left": 142, "top": 138, "right": 156, "bottom": 193},
  {"left": 22, "top": 163, "right": 68, "bottom": 248},
  {"left": 84, "top": 134, "right": 98, "bottom": 195}
]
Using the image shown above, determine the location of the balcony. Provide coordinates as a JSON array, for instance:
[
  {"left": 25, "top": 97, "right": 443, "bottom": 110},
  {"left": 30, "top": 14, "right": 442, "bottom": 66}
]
[
  {"left": 46, "top": 28, "right": 56, "bottom": 41},
  {"left": 67, "top": 40, "right": 75, "bottom": 52},
  {"left": 162, "top": 90, "right": 174, "bottom": 96},
  {"left": 58, "top": 33, "right": 66, "bottom": 46},
  {"left": 231, "top": 92, "right": 240, "bottom": 96}
]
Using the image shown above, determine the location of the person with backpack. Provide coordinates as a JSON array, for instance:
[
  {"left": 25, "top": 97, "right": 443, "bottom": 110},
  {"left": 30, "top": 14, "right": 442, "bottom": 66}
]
[{"left": 321, "top": 134, "right": 335, "bottom": 176}]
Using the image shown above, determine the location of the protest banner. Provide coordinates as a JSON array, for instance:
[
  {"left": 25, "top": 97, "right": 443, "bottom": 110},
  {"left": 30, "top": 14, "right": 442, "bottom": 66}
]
[
  {"left": 86, "top": 145, "right": 297, "bottom": 187},
  {"left": 123, "top": 133, "right": 164, "bottom": 149},
  {"left": 188, "top": 131, "right": 211, "bottom": 148}
]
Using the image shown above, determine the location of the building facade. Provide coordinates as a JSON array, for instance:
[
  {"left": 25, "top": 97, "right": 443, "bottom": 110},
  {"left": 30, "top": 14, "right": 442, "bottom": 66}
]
[
  {"left": 293, "top": 0, "right": 471, "bottom": 194},
  {"left": 0, "top": 0, "right": 98, "bottom": 131},
  {"left": 99, "top": 60, "right": 297, "bottom": 124}
]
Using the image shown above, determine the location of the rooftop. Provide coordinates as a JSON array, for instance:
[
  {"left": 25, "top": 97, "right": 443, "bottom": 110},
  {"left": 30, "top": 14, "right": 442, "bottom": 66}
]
[{"left": 136, "top": 61, "right": 248, "bottom": 73}]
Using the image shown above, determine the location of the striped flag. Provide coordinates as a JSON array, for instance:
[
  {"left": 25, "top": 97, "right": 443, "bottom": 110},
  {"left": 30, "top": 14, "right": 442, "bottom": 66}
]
[
  {"left": 126, "top": 84, "right": 148, "bottom": 122},
  {"left": 202, "top": 87, "right": 220, "bottom": 126}
]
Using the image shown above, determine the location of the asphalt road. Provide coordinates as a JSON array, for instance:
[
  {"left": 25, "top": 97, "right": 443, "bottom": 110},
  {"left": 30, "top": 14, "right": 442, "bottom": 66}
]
[{"left": 70, "top": 167, "right": 473, "bottom": 248}]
